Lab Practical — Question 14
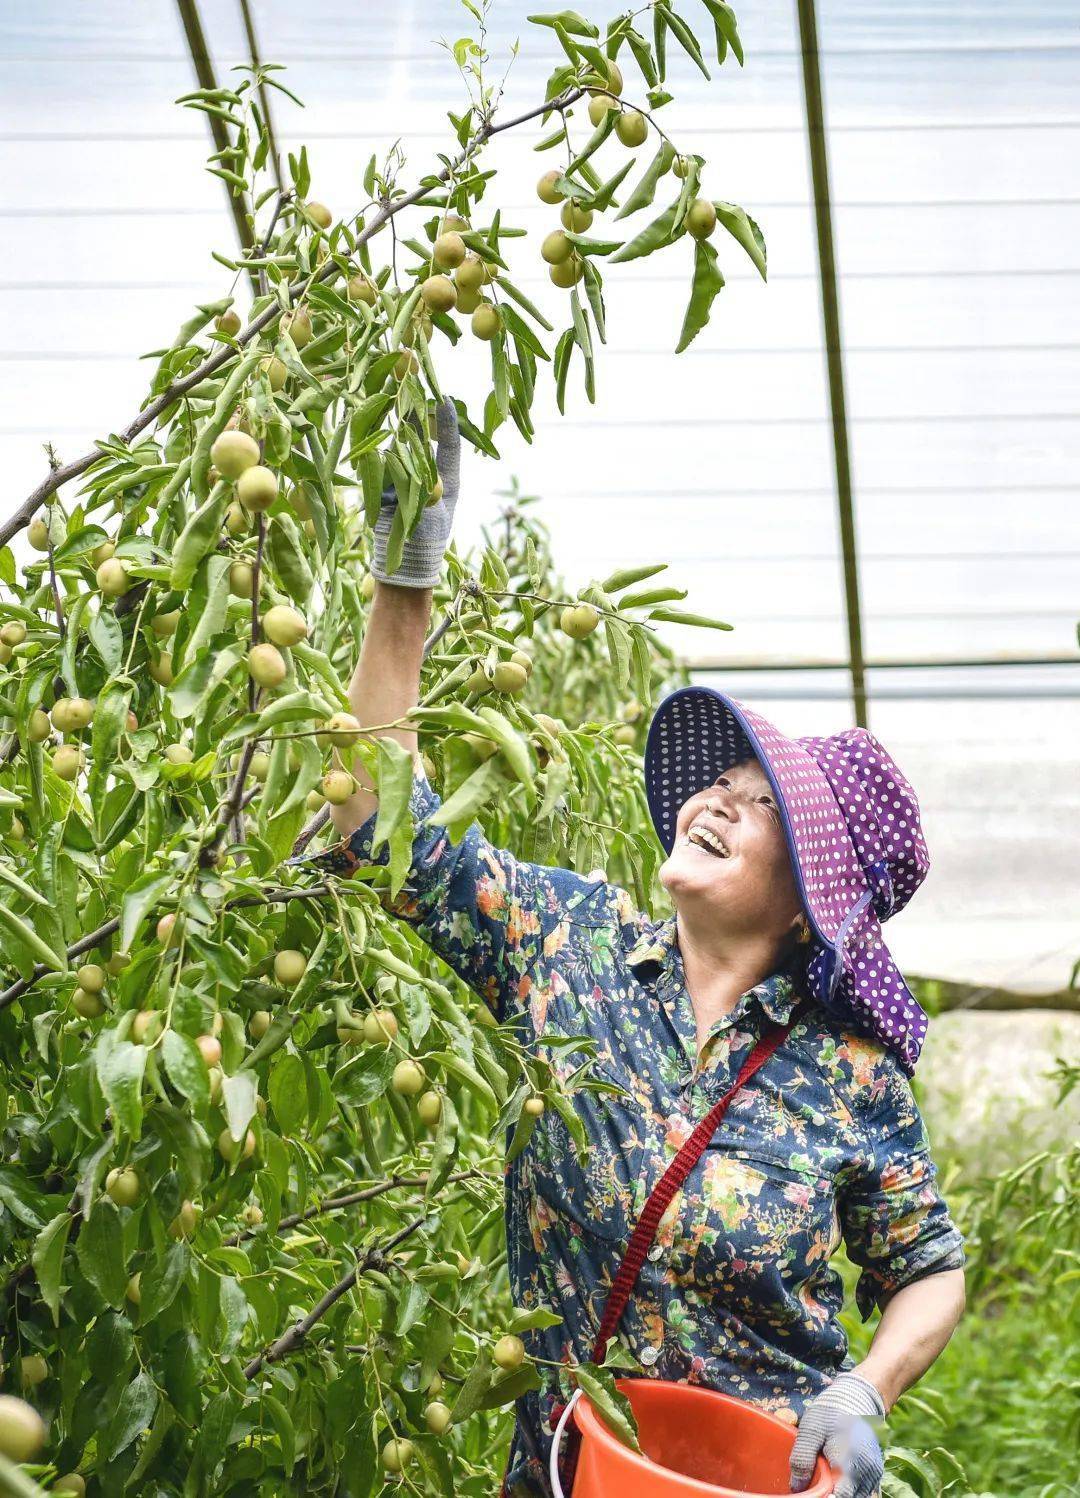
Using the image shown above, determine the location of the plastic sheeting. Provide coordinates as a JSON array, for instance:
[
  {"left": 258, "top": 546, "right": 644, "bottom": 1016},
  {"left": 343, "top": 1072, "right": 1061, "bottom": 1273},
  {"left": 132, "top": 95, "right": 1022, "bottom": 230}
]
[{"left": 1, "top": 1, "right": 1076, "bottom": 990}]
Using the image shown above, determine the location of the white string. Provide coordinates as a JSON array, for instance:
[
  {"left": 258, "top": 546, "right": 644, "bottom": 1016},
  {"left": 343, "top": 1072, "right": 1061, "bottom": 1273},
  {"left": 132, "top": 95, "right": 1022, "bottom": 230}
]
[{"left": 549, "top": 1389, "right": 583, "bottom": 1498}]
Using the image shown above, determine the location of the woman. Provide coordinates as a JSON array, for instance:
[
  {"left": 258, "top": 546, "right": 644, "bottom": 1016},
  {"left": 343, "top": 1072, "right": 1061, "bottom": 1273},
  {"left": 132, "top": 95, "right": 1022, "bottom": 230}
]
[{"left": 309, "top": 401, "right": 966, "bottom": 1497}]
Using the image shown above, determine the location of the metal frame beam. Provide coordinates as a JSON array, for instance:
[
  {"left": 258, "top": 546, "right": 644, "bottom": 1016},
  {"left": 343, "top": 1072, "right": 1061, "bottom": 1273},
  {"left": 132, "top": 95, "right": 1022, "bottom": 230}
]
[
  {"left": 174, "top": 0, "right": 255, "bottom": 262},
  {"left": 795, "top": 0, "right": 868, "bottom": 726}
]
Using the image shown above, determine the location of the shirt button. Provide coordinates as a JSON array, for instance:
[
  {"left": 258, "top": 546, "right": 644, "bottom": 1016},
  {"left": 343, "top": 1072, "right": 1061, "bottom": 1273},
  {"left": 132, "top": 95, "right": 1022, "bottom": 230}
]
[
  {"left": 647, "top": 1244, "right": 664, "bottom": 1263},
  {"left": 640, "top": 1345, "right": 660, "bottom": 1367}
]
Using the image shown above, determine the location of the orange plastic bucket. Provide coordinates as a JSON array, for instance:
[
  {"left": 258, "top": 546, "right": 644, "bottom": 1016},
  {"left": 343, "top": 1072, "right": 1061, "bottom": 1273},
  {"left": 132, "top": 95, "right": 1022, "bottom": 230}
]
[{"left": 565, "top": 1379, "right": 836, "bottom": 1497}]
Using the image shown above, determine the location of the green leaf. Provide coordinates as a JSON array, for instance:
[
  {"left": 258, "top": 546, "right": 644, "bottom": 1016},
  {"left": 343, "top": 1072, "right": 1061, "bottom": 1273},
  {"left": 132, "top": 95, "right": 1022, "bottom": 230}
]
[
  {"left": 269, "top": 1051, "right": 308, "bottom": 1136},
  {"left": 103, "top": 1368, "right": 159, "bottom": 1460},
  {"left": 138, "top": 1241, "right": 189, "bottom": 1321},
  {"left": 478, "top": 1363, "right": 543, "bottom": 1409},
  {"left": 474, "top": 706, "right": 535, "bottom": 796},
  {"left": 425, "top": 1050, "right": 499, "bottom": 1111},
  {"left": 95, "top": 1035, "right": 148, "bottom": 1139},
  {"left": 222, "top": 1069, "right": 258, "bottom": 1141},
  {"left": 604, "top": 614, "right": 633, "bottom": 691},
  {"left": 625, "top": 26, "right": 658, "bottom": 86},
  {"left": 449, "top": 1347, "right": 493, "bottom": 1426},
  {"left": 508, "top": 1305, "right": 564, "bottom": 1333},
  {"left": 608, "top": 198, "right": 684, "bottom": 264},
  {"left": 553, "top": 328, "right": 575, "bottom": 415},
  {"left": 614, "top": 141, "right": 676, "bottom": 221},
  {"left": 0, "top": 900, "right": 64, "bottom": 971},
  {"left": 263, "top": 1390, "right": 296, "bottom": 1475},
  {"left": 357, "top": 448, "right": 385, "bottom": 528},
  {"left": 0, "top": 1168, "right": 52, "bottom": 1229},
  {"left": 590, "top": 158, "right": 636, "bottom": 213},
  {"left": 121, "top": 872, "right": 174, "bottom": 951},
  {"left": 88, "top": 605, "right": 124, "bottom": 674},
  {"left": 171, "top": 640, "right": 243, "bottom": 720},
  {"left": 566, "top": 106, "right": 618, "bottom": 175},
  {"left": 574, "top": 1364, "right": 642, "bottom": 1452},
  {"left": 648, "top": 606, "right": 733, "bottom": 630},
  {"left": 183, "top": 552, "right": 232, "bottom": 661},
  {"left": 425, "top": 759, "right": 504, "bottom": 845},
  {"left": 602, "top": 562, "right": 667, "bottom": 593},
  {"left": 268, "top": 512, "right": 315, "bottom": 603},
  {"left": 170, "top": 481, "right": 230, "bottom": 591},
  {"left": 76, "top": 1196, "right": 129, "bottom": 1308},
  {"left": 89, "top": 681, "right": 131, "bottom": 827},
  {"left": 527, "top": 10, "right": 599, "bottom": 37},
  {"left": 496, "top": 278, "right": 555, "bottom": 333},
  {"left": 426, "top": 1090, "right": 460, "bottom": 1200},
  {"left": 676, "top": 238, "right": 726, "bottom": 353},
  {"left": 32, "top": 1211, "right": 74, "bottom": 1326},
  {"left": 619, "top": 585, "right": 686, "bottom": 608},
  {"left": 371, "top": 738, "right": 416, "bottom": 898},
  {"left": 701, "top": 0, "right": 744, "bottom": 65},
  {"left": 162, "top": 1030, "right": 210, "bottom": 1110},
  {"left": 713, "top": 200, "right": 767, "bottom": 279},
  {"left": 664, "top": 6, "right": 711, "bottom": 77},
  {"left": 0, "top": 1453, "right": 49, "bottom": 1497},
  {"left": 335, "top": 1046, "right": 395, "bottom": 1107}
]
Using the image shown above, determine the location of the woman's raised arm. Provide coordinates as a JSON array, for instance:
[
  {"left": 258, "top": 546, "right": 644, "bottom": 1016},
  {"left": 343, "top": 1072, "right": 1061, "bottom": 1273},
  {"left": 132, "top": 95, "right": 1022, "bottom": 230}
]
[
  {"left": 329, "top": 581, "right": 430, "bottom": 839},
  {"left": 329, "top": 397, "right": 461, "bottom": 839}
]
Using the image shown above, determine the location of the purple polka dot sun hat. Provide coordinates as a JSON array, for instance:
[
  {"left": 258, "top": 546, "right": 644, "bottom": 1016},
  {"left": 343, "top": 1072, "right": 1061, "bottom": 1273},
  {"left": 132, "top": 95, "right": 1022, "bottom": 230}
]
[{"left": 644, "top": 686, "right": 931, "bottom": 1074}]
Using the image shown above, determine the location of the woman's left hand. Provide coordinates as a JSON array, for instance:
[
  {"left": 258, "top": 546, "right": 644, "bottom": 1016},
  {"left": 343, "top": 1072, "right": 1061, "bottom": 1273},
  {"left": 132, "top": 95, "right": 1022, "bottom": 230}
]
[{"left": 789, "top": 1371, "right": 886, "bottom": 1498}]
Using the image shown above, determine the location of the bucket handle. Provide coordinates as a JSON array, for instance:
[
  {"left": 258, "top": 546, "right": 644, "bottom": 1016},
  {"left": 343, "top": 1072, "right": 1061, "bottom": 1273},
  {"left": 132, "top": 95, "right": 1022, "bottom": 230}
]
[{"left": 549, "top": 1389, "right": 583, "bottom": 1498}]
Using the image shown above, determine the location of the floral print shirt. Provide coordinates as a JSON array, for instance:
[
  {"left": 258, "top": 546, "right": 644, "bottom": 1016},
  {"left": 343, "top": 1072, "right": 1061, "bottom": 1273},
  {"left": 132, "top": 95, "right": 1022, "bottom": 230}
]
[{"left": 308, "top": 777, "right": 965, "bottom": 1497}]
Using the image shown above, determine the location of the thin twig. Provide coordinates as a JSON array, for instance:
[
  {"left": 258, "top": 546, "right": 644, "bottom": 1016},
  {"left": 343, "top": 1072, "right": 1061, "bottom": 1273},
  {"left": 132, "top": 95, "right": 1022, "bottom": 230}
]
[
  {"left": 2, "top": 86, "right": 584, "bottom": 549},
  {"left": 222, "top": 1168, "right": 481, "bottom": 1247},
  {"left": 228, "top": 883, "right": 331, "bottom": 910},
  {"left": 291, "top": 803, "right": 331, "bottom": 858}
]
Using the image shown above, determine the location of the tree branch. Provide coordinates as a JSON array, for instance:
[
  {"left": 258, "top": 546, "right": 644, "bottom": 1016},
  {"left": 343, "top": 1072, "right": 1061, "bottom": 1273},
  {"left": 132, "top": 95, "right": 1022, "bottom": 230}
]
[
  {"left": 0, "top": 882, "right": 335, "bottom": 1013},
  {"left": 242, "top": 1211, "right": 427, "bottom": 1379},
  {"left": 1, "top": 86, "right": 584, "bottom": 549},
  {"left": 223, "top": 1168, "right": 481, "bottom": 1246},
  {"left": 0, "top": 917, "right": 121, "bottom": 1014}
]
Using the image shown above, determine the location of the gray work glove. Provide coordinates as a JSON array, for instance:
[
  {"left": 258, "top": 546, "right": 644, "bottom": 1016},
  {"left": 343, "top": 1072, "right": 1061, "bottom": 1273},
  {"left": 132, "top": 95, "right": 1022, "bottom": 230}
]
[
  {"left": 790, "top": 1371, "right": 886, "bottom": 1498},
  {"left": 370, "top": 396, "right": 461, "bottom": 589}
]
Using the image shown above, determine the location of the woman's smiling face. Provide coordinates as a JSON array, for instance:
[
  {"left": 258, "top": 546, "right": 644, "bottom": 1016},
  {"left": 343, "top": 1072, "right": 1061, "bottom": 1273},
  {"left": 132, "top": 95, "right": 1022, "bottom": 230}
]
[{"left": 660, "top": 757, "right": 803, "bottom": 943}]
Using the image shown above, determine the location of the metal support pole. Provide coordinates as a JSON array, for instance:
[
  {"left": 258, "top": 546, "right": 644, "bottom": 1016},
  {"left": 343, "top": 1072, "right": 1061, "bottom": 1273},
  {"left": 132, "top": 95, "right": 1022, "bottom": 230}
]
[
  {"left": 795, "top": 0, "right": 868, "bottom": 727},
  {"left": 174, "top": 0, "right": 256, "bottom": 264}
]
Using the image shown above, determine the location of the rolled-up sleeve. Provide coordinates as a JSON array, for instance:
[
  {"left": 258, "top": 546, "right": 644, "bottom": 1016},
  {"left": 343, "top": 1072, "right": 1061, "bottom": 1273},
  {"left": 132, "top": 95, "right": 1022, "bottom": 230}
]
[
  {"left": 292, "top": 774, "right": 590, "bottom": 1022},
  {"left": 839, "top": 1059, "right": 966, "bottom": 1321}
]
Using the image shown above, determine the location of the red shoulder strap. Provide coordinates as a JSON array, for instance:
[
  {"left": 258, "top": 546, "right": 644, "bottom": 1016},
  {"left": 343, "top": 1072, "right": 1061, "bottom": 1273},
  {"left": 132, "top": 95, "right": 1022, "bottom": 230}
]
[{"left": 590, "top": 1009, "right": 798, "bottom": 1365}]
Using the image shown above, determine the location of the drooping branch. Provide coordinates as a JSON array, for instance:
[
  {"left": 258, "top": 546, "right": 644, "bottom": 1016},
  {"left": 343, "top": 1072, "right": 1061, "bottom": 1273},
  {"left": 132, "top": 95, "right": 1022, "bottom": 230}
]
[{"left": 1, "top": 86, "right": 584, "bottom": 549}]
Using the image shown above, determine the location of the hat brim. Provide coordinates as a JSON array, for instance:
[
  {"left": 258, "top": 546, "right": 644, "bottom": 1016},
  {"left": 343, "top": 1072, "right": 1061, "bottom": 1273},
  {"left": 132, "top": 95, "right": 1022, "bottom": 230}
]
[{"left": 644, "top": 687, "right": 928, "bottom": 1072}]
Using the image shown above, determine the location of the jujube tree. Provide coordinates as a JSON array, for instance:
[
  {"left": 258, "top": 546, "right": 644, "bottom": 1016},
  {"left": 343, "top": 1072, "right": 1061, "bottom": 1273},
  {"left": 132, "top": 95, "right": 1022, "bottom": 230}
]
[{"left": 0, "top": 3, "right": 761, "bottom": 1492}]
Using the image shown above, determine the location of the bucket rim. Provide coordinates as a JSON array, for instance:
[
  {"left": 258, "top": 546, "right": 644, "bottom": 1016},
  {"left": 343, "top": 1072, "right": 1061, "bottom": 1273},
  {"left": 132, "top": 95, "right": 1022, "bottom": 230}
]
[{"left": 572, "top": 1379, "right": 835, "bottom": 1498}]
